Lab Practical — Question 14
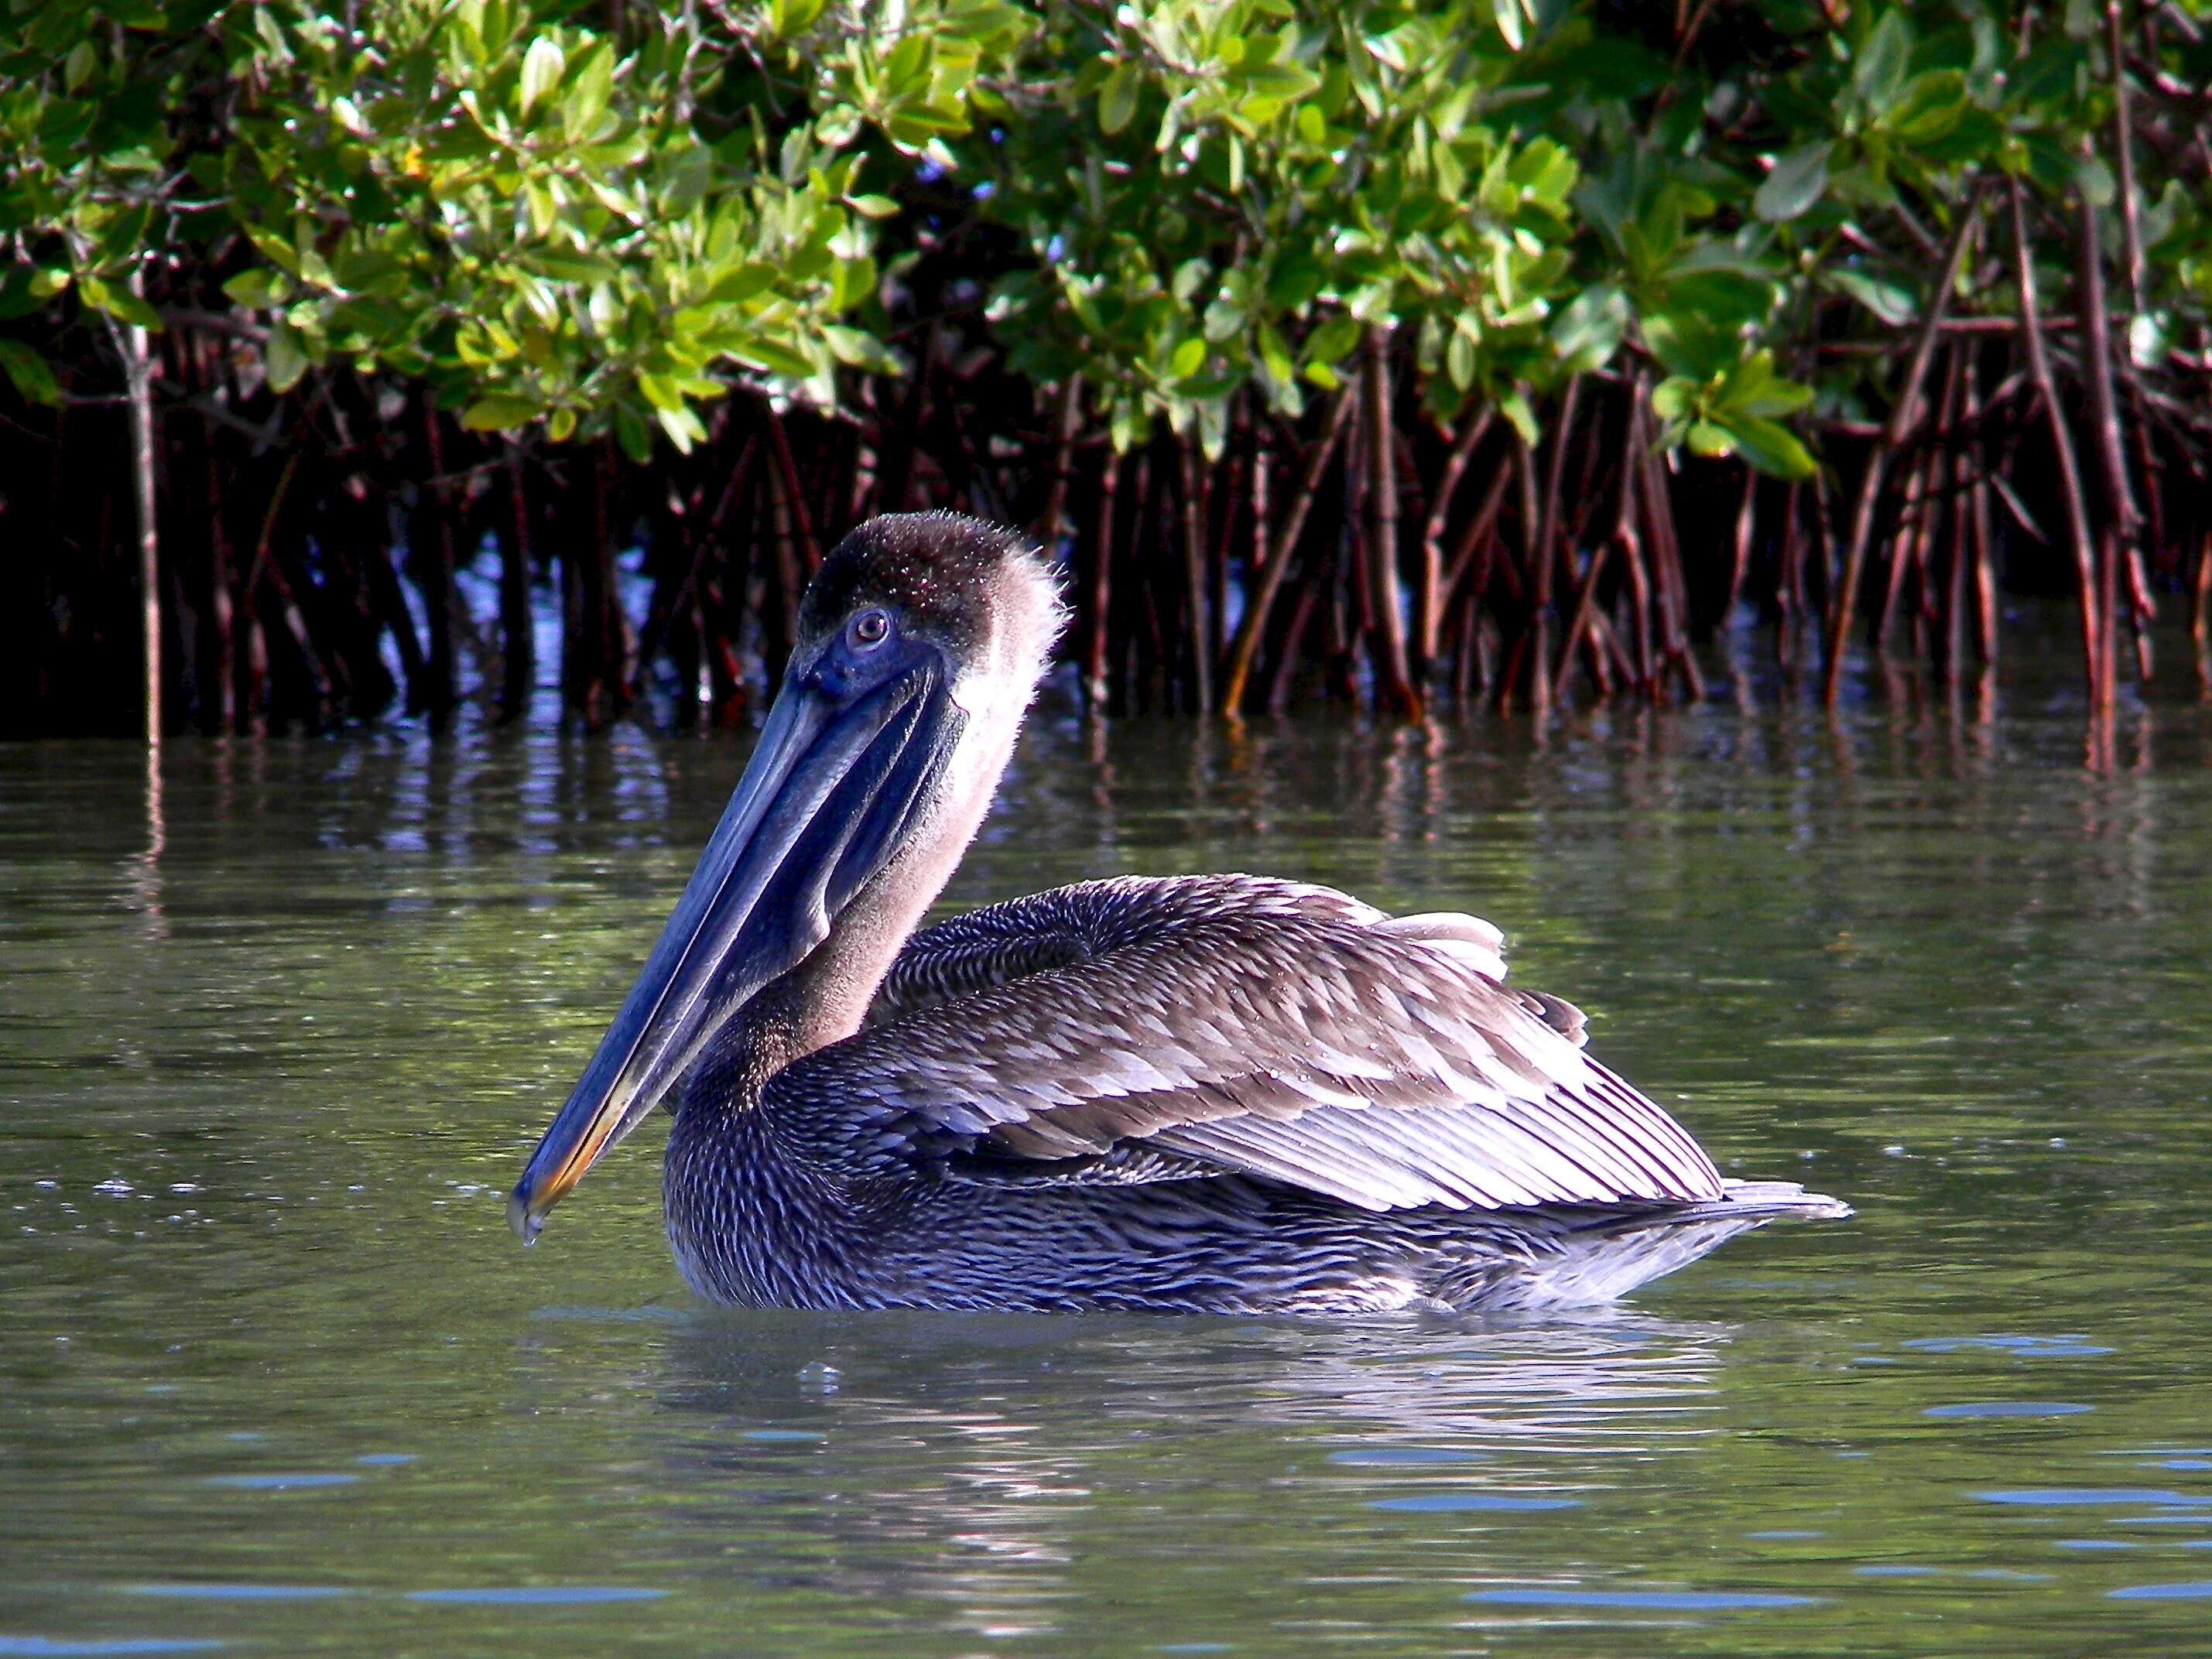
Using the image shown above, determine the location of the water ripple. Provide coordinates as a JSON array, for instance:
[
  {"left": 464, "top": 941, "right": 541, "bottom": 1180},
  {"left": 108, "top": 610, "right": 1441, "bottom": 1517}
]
[
  {"left": 125, "top": 1586, "right": 350, "bottom": 1601},
  {"left": 1972, "top": 1488, "right": 2197, "bottom": 1507},
  {"left": 0, "top": 1643, "right": 222, "bottom": 1657},
  {"left": 1924, "top": 1402, "right": 2094, "bottom": 1420},
  {"left": 1326, "top": 1448, "right": 1484, "bottom": 1466},
  {"left": 1467, "top": 1587, "right": 1817, "bottom": 1609},
  {"left": 1906, "top": 1336, "right": 2114, "bottom": 1358},
  {"left": 405, "top": 1588, "right": 668, "bottom": 1606},
  {"left": 200, "top": 1474, "right": 358, "bottom": 1492},
  {"left": 1372, "top": 1493, "right": 1578, "bottom": 1514}
]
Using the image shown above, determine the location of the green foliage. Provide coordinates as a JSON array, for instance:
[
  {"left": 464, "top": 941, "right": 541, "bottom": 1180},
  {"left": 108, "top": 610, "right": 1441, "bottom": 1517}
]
[
  {"left": 4, "top": 1, "right": 2210, "bottom": 480},
  {"left": 975, "top": 2, "right": 1610, "bottom": 457},
  {"left": 1, "top": 0, "right": 1018, "bottom": 450}
]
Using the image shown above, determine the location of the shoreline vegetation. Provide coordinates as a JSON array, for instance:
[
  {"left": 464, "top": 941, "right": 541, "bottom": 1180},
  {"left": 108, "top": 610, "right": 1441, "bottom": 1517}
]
[{"left": 2, "top": 1, "right": 2208, "bottom": 744}]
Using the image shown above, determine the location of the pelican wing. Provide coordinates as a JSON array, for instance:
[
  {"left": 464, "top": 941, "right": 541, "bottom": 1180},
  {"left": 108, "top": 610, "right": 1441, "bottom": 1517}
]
[{"left": 775, "top": 875, "right": 1724, "bottom": 1213}]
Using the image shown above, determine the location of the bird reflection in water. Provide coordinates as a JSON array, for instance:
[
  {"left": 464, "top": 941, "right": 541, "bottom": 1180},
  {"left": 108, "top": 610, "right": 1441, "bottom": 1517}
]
[{"left": 613, "top": 1306, "right": 1745, "bottom": 1644}]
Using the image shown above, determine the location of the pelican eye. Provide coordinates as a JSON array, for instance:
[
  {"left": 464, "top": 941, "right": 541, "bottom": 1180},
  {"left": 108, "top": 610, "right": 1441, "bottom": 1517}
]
[{"left": 848, "top": 608, "right": 892, "bottom": 651}]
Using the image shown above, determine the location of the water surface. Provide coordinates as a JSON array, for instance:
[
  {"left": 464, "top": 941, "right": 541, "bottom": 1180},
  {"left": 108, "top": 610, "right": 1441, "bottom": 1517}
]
[{"left": 5, "top": 693, "right": 2212, "bottom": 1656}]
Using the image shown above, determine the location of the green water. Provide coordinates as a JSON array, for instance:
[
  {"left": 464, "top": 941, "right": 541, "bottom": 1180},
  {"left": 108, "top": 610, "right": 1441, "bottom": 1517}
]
[{"left": 5, "top": 696, "right": 2212, "bottom": 1657}]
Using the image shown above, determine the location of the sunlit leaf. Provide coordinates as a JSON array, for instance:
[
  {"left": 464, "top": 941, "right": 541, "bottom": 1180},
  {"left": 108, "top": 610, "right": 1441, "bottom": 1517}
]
[
  {"left": 1447, "top": 328, "right": 1476, "bottom": 389},
  {"left": 1853, "top": 11, "right": 1912, "bottom": 115},
  {"left": 262, "top": 320, "right": 310, "bottom": 392},
  {"left": 1499, "top": 388, "right": 1538, "bottom": 446},
  {"left": 1642, "top": 310, "right": 1736, "bottom": 381},
  {"left": 80, "top": 275, "right": 163, "bottom": 331},
  {"left": 518, "top": 37, "right": 563, "bottom": 120},
  {"left": 222, "top": 269, "right": 288, "bottom": 310},
  {"left": 656, "top": 403, "right": 707, "bottom": 453},
  {"left": 1306, "top": 316, "right": 1360, "bottom": 365},
  {"left": 2075, "top": 152, "right": 2116, "bottom": 209},
  {"left": 1649, "top": 376, "right": 1697, "bottom": 423},
  {"left": 1550, "top": 282, "right": 1628, "bottom": 373},
  {"left": 1724, "top": 412, "right": 1817, "bottom": 477},
  {"left": 1686, "top": 419, "right": 1734, "bottom": 458},
  {"left": 1097, "top": 63, "right": 1139, "bottom": 136},
  {"left": 0, "top": 340, "right": 61, "bottom": 406},
  {"left": 1885, "top": 70, "right": 1967, "bottom": 145},
  {"left": 461, "top": 392, "right": 539, "bottom": 431},
  {"left": 1755, "top": 142, "right": 1832, "bottom": 224},
  {"left": 1827, "top": 266, "right": 1916, "bottom": 325}
]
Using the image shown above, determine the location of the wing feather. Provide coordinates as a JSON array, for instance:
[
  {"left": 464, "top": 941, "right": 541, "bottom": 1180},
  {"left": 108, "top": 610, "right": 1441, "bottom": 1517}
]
[{"left": 772, "top": 874, "right": 1724, "bottom": 1213}]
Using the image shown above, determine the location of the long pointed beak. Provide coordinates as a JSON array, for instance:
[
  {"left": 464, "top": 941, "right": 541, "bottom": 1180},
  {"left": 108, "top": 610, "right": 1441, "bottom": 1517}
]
[{"left": 508, "top": 649, "right": 960, "bottom": 1243}]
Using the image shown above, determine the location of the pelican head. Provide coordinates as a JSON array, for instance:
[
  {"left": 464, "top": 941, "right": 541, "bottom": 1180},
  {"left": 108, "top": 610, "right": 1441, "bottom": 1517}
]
[{"left": 508, "top": 511, "right": 1064, "bottom": 1242}]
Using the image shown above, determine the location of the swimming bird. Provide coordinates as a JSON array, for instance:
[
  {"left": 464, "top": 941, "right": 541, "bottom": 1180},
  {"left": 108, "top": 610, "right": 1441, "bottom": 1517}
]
[{"left": 508, "top": 511, "right": 1846, "bottom": 1314}]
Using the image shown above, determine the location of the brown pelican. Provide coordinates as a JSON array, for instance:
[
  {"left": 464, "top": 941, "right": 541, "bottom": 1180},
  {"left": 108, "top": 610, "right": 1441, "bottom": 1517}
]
[{"left": 508, "top": 511, "right": 1847, "bottom": 1315}]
